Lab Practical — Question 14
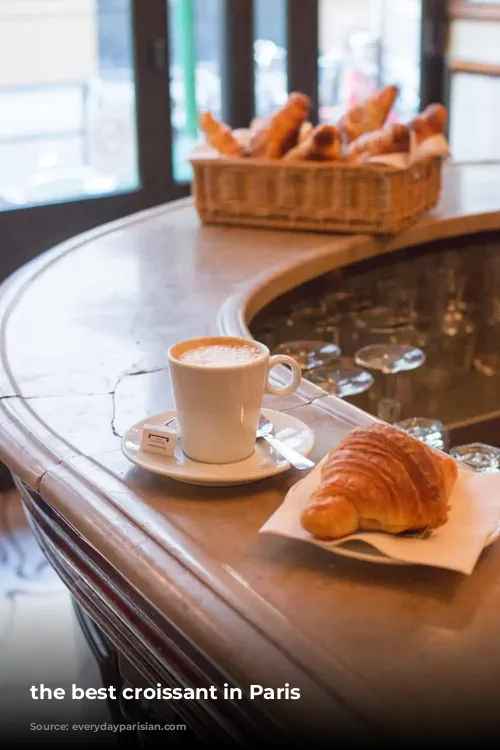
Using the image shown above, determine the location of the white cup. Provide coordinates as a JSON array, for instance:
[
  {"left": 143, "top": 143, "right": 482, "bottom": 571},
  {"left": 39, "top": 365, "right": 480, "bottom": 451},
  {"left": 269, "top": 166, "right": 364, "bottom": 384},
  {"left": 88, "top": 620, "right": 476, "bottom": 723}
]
[{"left": 168, "top": 336, "right": 302, "bottom": 464}]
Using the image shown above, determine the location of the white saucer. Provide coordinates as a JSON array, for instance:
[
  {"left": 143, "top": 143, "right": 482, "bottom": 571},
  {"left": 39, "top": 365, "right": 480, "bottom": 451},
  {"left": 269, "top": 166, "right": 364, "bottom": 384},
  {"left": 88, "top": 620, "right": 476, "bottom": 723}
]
[{"left": 121, "top": 407, "right": 315, "bottom": 486}]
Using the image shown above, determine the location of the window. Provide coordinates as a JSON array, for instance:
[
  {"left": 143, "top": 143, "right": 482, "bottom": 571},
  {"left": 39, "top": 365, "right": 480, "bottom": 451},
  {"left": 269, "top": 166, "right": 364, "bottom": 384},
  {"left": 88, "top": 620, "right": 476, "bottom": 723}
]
[
  {"left": 318, "top": 0, "right": 421, "bottom": 123},
  {"left": 254, "top": 0, "right": 287, "bottom": 119},
  {"left": 448, "top": 2, "right": 500, "bottom": 160},
  {"left": 0, "top": 0, "right": 138, "bottom": 211}
]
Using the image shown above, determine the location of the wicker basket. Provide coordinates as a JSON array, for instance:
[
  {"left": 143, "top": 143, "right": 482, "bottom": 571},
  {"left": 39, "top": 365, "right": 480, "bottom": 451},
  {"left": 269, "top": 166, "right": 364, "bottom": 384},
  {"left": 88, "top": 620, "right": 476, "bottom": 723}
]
[{"left": 190, "top": 154, "right": 442, "bottom": 235}]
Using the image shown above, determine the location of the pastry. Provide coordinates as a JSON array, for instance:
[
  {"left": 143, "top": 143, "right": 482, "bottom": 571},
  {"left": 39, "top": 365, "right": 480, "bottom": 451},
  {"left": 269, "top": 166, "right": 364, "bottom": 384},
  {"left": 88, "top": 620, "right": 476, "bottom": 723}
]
[
  {"left": 250, "top": 92, "right": 311, "bottom": 159},
  {"left": 410, "top": 103, "right": 448, "bottom": 145},
  {"left": 199, "top": 112, "right": 245, "bottom": 157},
  {"left": 283, "top": 125, "right": 341, "bottom": 162},
  {"left": 300, "top": 423, "right": 458, "bottom": 540},
  {"left": 344, "top": 122, "right": 410, "bottom": 163},
  {"left": 339, "top": 85, "right": 399, "bottom": 145}
]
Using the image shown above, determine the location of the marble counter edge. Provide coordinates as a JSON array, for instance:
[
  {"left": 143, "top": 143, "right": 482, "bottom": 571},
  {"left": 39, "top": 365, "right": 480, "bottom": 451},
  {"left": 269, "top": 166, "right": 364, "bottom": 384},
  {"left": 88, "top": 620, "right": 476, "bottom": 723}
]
[
  {"left": 0, "top": 198, "right": 194, "bottom": 488},
  {"left": 37, "top": 455, "right": 388, "bottom": 735}
]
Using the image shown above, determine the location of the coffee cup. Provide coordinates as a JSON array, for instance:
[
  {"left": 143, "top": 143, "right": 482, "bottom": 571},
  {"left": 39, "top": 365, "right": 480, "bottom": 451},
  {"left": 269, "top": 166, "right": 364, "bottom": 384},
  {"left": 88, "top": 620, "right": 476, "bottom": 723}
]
[{"left": 168, "top": 336, "right": 302, "bottom": 464}]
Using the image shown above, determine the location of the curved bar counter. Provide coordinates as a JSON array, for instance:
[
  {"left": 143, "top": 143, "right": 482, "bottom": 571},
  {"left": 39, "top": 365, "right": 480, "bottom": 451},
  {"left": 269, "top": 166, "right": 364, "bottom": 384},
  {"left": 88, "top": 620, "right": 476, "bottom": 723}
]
[{"left": 1, "top": 163, "right": 500, "bottom": 745}]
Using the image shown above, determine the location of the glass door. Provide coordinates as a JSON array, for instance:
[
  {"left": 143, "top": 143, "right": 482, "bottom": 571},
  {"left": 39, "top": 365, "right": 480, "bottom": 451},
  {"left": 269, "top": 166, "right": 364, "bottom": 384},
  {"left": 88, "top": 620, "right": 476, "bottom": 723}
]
[{"left": 0, "top": 0, "right": 186, "bottom": 278}]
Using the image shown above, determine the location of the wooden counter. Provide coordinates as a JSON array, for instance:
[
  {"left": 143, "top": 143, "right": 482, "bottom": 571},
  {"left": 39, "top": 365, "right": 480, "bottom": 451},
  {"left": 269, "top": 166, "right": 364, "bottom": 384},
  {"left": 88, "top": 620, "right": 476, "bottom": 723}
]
[{"left": 2, "top": 163, "right": 500, "bottom": 745}]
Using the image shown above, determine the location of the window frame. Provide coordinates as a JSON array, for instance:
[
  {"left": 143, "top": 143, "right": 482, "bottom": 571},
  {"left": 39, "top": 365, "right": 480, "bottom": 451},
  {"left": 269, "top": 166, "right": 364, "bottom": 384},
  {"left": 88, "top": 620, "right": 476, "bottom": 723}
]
[
  {"left": 449, "top": 1, "right": 500, "bottom": 21},
  {"left": 0, "top": 0, "right": 189, "bottom": 278}
]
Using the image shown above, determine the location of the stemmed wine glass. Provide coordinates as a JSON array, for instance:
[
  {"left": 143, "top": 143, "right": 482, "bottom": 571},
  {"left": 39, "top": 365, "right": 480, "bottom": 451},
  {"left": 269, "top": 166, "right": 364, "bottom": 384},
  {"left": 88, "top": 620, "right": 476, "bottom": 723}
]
[
  {"left": 275, "top": 304, "right": 325, "bottom": 340},
  {"left": 320, "top": 289, "right": 370, "bottom": 315},
  {"left": 306, "top": 364, "right": 374, "bottom": 400},
  {"left": 273, "top": 340, "right": 340, "bottom": 373},
  {"left": 474, "top": 247, "right": 500, "bottom": 376},
  {"left": 352, "top": 274, "right": 423, "bottom": 353},
  {"left": 417, "top": 251, "right": 476, "bottom": 387},
  {"left": 355, "top": 343, "right": 426, "bottom": 423}
]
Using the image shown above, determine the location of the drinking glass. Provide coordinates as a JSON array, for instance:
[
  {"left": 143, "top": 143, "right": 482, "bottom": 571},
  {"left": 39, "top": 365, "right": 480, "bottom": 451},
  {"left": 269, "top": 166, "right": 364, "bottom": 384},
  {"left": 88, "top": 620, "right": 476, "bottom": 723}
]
[
  {"left": 394, "top": 417, "right": 449, "bottom": 452},
  {"left": 273, "top": 306, "right": 324, "bottom": 342},
  {"left": 273, "top": 340, "right": 340, "bottom": 373},
  {"left": 306, "top": 365, "right": 374, "bottom": 399},
  {"left": 450, "top": 443, "right": 500, "bottom": 473},
  {"left": 353, "top": 309, "right": 423, "bottom": 351},
  {"left": 254, "top": 320, "right": 277, "bottom": 352},
  {"left": 419, "top": 305, "right": 476, "bottom": 388},
  {"left": 320, "top": 289, "right": 370, "bottom": 315},
  {"left": 374, "top": 264, "right": 419, "bottom": 322},
  {"left": 355, "top": 343, "right": 426, "bottom": 423},
  {"left": 355, "top": 305, "right": 413, "bottom": 333},
  {"left": 474, "top": 248, "right": 500, "bottom": 376},
  {"left": 415, "top": 250, "right": 476, "bottom": 387},
  {"left": 312, "top": 311, "right": 357, "bottom": 352},
  {"left": 417, "top": 250, "right": 469, "bottom": 319},
  {"left": 352, "top": 270, "right": 424, "bottom": 350},
  {"left": 355, "top": 344, "right": 426, "bottom": 376}
]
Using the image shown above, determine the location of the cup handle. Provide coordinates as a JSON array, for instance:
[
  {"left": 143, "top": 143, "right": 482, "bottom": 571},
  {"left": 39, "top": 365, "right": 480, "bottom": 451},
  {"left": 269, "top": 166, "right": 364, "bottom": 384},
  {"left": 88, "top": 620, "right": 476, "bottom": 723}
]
[{"left": 265, "top": 355, "right": 302, "bottom": 396}]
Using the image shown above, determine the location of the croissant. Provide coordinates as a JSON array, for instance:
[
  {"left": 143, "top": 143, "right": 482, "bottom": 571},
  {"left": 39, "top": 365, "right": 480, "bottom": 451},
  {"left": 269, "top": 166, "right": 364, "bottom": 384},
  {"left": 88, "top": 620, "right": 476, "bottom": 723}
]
[
  {"left": 300, "top": 423, "right": 458, "bottom": 540},
  {"left": 283, "top": 125, "right": 341, "bottom": 162},
  {"left": 250, "top": 92, "right": 311, "bottom": 159},
  {"left": 345, "top": 123, "right": 410, "bottom": 163},
  {"left": 199, "top": 112, "right": 245, "bottom": 157},
  {"left": 339, "top": 85, "right": 398, "bottom": 145},
  {"left": 410, "top": 103, "right": 448, "bottom": 146}
]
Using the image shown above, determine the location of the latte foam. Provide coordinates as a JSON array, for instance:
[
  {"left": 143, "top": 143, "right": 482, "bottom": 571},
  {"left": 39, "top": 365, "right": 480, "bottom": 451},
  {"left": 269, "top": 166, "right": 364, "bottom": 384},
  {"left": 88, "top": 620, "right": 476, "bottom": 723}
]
[{"left": 178, "top": 343, "right": 262, "bottom": 368}]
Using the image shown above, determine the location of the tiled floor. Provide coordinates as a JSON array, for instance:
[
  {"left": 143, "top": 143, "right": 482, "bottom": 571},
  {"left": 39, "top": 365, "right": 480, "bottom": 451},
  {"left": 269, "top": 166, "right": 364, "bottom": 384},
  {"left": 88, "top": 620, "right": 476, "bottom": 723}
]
[{"left": 0, "top": 488, "right": 109, "bottom": 737}]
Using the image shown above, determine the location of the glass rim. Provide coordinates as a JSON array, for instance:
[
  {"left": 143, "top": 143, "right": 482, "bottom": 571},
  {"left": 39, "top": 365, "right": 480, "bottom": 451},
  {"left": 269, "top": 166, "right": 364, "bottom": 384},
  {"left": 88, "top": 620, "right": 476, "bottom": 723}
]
[{"left": 394, "top": 417, "right": 445, "bottom": 430}]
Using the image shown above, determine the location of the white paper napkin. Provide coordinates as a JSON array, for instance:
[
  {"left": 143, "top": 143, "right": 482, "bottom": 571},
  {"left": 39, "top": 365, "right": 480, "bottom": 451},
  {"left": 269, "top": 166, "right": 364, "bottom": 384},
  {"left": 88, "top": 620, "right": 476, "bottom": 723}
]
[
  {"left": 409, "top": 132, "right": 451, "bottom": 164},
  {"left": 260, "top": 458, "right": 500, "bottom": 575},
  {"left": 366, "top": 152, "right": 409, "bottom": 169},
  {"left": 365, "top": 131, "right": 451, "bottom": 169}
]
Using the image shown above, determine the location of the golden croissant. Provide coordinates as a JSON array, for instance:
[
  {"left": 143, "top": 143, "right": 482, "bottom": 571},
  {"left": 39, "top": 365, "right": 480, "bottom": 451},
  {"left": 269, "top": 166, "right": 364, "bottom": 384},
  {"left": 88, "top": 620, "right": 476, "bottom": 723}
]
[
  {"left": 300, "top": 423, "right": 458, "bottom": 540},
  {"left": 344, "top": 122, "right": 410, "bottom": 163},
  {"left": 199, "top": 112, "right": 245, "bottom": 157},
  {"left": 339, "top": 85, "right": 398, "bottom": 145},
  {"left": 251, "top": 92, "right": 311, "bottom": 159},
  {"left": 283, "top": 124, "right": 341, "bottom": 162},
  {"left": 410, "top": 103, "right": 448, "bottom": 146}
]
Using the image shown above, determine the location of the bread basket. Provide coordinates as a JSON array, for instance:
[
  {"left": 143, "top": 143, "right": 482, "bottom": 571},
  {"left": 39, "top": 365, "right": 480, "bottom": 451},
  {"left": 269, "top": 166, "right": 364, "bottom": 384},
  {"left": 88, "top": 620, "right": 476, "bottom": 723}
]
[{"left": 190, "top": 153, "right": 442, "bottom": 235}]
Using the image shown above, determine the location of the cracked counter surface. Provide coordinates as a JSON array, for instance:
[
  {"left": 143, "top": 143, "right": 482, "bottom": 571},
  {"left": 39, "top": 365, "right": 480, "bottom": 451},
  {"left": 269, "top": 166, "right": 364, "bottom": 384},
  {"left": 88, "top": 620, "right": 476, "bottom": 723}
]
[{"left": 1, "top": 163, "right": 500, "bottom": 741}]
